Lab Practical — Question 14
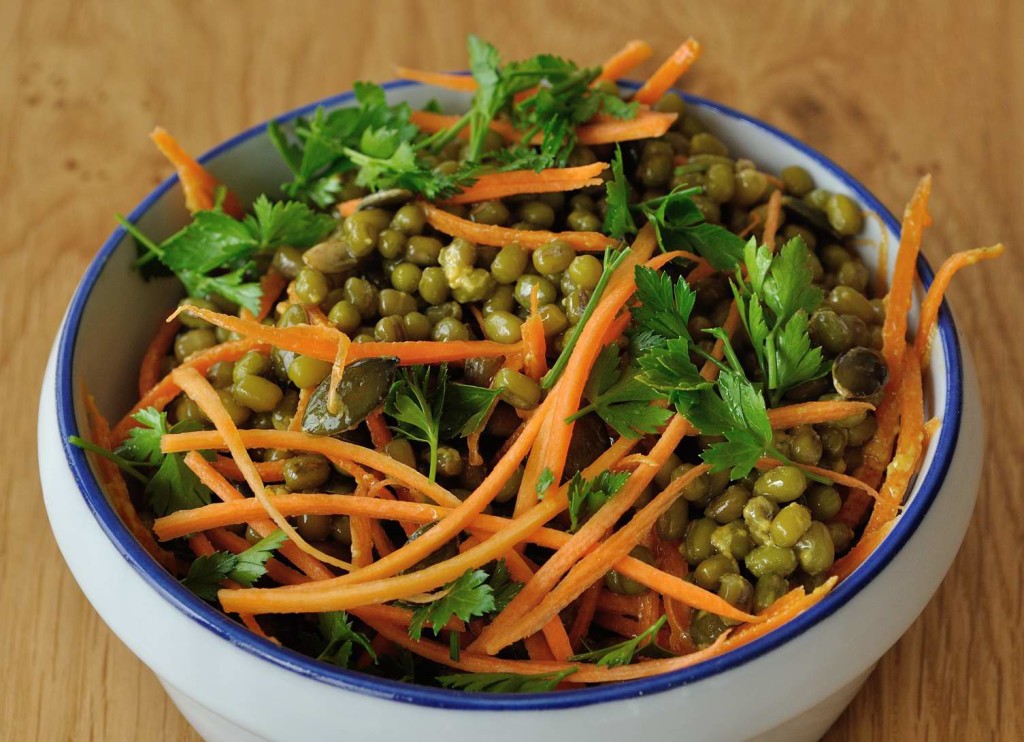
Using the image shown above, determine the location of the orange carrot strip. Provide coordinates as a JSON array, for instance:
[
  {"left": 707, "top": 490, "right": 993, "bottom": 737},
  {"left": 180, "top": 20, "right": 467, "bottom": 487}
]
[
  {"left": 594, "top": 613, "right": 645, "bottom": 637},
  {"left": 422, "top": 201, "right": 615, "bottom": 251},
  {"left": 522, "top": 285, "right": 548, "bottom": 381},
  {"left": 567, "top": 582, "right": 603, "bottom": 651},
  {"left": 255, "top": 269, "right": 288, "bottom": 322},
  {"left": 112, "top": 339, "right": 268, "bottom": 445},
  {"left": 487, "top": 464, "right": 762, "bottom": 652},
  {"left": 287, "top": 387, "right": 312, "bottom": 432},
  {"left": 217, "top": 486, "right": 569, "bottom": 614},
  {"left": 645, "top": 249, "right": 705, "bottom": 270},
  {"left": 476, "top": 414, "right": 693, "bottom": 653},
  {"left": 81, "top": 391, "right": 177, "bottom": 572},
  {"left": 765, "top": 400, "right": 875, "bottom": 430},
  {"left": 338, "top": 198, "right": 361, "bottom": 218},
  {"left": 209, "top": 456, "right": 285, "bottom": 482},
  {"left": 655, "top": 538, "right": 693, "bottom": 654},
  {"left": 574, "top": 111, "right": 678, "bottom": 145},
  {"left": 173, "top": 368, "right": 354, "bottom": 572},
  {"left": 396, "top": 67, "right": 478, "bottom": 92},
  {"left": 882, "top": 175, "right": 932, "bottom": 375},
  {"left": 442, "top": 163, "right": 608, "bottom": 205},
  {"left": 167, "top": 303, "right": 516, "bottom": 365},
  {"left": 597, "top": 592, "right": 642, "bottom": 617},
  {"left": 866, "top": 352, "right": 925, "bottom": 533},
  {"left": 913, "top": 244, "right": 1004, "bottom": 362},
  {"left": 738, "top": 212, "right": 762, "bottom": 239},
  {"left": 596, "top": 39, "right": 654, "bottom": 82},
  {"left": 755, "top": 458, "right": 880, "bottom": 501},
  {"left": 366, "top": 410, "right": 392, "bottom": 450},
  {"left": 138, "top": 317, "right": 181, "bottom": 397},
  {"left": 184, "top": 451, "right": 334, "bottom": 581},
  {"left": 150, "top": 127, "right": 243, "bottom": 218},
  {"left": 409, "top": 110, "right": 518, "bottom": 142},
  {"left": 165, "top": 429, "right": 463, "bottom": 509},
  {"left": 326, "top": 333, "right": 352, "bottom": 415},
  {"left": 761, "top": 189, "right": 783, "bottom": 252},
  {"left": 632, "top": 38, "right": 702, "bottom": 105},
  {"left": 828, "top": 522, "right": 895, "bottom": 581}
]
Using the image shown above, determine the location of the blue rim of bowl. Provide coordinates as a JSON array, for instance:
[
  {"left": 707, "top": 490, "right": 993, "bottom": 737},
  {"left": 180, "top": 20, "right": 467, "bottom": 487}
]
[{"left": 56, "top": 78, "right": 962, "bottom": 710}]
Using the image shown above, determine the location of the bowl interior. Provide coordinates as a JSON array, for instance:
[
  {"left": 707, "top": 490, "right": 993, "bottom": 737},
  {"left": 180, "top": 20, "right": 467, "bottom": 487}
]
[{"left": 55, "top": 80, "right": 961, "bottom": 710}]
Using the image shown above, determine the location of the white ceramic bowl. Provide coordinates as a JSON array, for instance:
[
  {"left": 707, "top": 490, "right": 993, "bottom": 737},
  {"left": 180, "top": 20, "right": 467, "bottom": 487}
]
[{"left": 39, "top": 80, "right": 982, "bottom": 742}]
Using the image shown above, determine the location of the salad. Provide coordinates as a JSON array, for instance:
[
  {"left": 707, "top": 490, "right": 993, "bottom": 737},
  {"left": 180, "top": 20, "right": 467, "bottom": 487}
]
[{"left": 73, "top": 36, "right": 1002, "bottom": 691}]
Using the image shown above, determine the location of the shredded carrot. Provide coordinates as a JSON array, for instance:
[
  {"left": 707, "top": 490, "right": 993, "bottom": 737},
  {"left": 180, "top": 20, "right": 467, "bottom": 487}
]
[
  {"left": 597, "top": 592, "right": 642, "bottom": 617},
  {"left": 632, "top": 38, "right": 702, "bottom": 105},
  {"left": 755, "top": 458, "right": 880, "bottom": 501},
  {"left": 829, "top": 522, "right": 894, "bottom": 581},
  {"left": 485, "top": 463, "right": 764, "bottom": 652},
  {"left": 173, "top": 367, "right": 355, "bottom": 573},
  {"left": 167, "top": 303, "right": 517, "bottom": 366},
  {"left": 596, "top": 39, "right": 654, "bottom": 82},
  {"left": 645, "top": 249, "right": 706, "bottom": 271},
  {"left": 183, "top": 451, "right": 334, "bottom": 581},
  {"left": 738, "top": 212, "right": 762, "bottom": 239},
  {"left": 567, "top": 582, "right": 602, "bottom": 651},
  {"left": 913, "top": 244, "right": 1004, "bottom": 362},
  {"left": 761, "top": 189, "right": 783, "bottom": 252},
  {"left": 255, "top": 269, "right": 288, "bottom": 322},
  {"left": 765, "top": 400, "right": 875, "bottom": 430},
  {"left": 655, "top": 537, "right": 693, "bottom": 654},
  {"left": 288, "top": 387, "right": 312, "bottom": 432},
  {"left": 421, "top": 201, "right": 615, "bottom": 251},
  {"left": 866, "top": 352, "right": 925, "bottom": 534},
  {"left": 594, "top": 613, "right": 645, "bottom": 637},
  {"left": 575, "top": 111, "right": 679, "bottom": 145},
  {"left": 150, "top": 127, "right": 244, "bottom": 218},
  {"left": 409, "top": 109, "right": 676, "bottom": 148},
  {"left": 165, "top": 428, "right": 462, "bottom": 508},
  {"left": 366, "top": 410, "right": 392, "bottom": 450},
  {"left": 111, "top": 338, "right": 268, "bottom": 445},
  {"left": 326, "top": 333, "right": 352, "bottom": 415},
  {"left": 138, "top": 317, "right": 181, "bottom": 397},
  {"left": 881, "top": 175, "right": 932, "bottom": 376},
  {"left": 396, "top": 67, "right": 477, "bottom": 92},
  {"left": 522, "top": 285, "right": 548, "bottom": 381},
  {"left": 338, "top": 198, "right": 361, "bottom": 218},
  {"left": 442, "top": 163, "right": 607, "bottom": 205},
  {"left": 209, "top": 456, "right": 285, "bottom": 482},
  {"left": 81, "top": 390, "right": 177, "bottom": 572}
]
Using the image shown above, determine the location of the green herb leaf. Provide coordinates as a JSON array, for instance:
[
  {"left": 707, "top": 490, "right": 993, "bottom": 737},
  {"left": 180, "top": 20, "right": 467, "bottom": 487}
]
[
  {"left": 603, "top": 146, "right": 637, "bottom": 240},
  {"left": 437, "top": 668, "right": 577, "bottom": 693},
  {"left": 535, "top": 467, "right": 556, "bottom": 498},
  {"left": 245, "top": 195, "right": 335, "bottom": 251},
  {"left": 631, "top": 265, "right": 697, "bottom": 342},
  {"left": 572, "top": 345, "right": 672, "bottom": 439},
  {"left": 385, "top": 366, "right": 446, "bottom": 482},
  {"left": 571, "top": 616, "right": 669, "bottom": 667},
  {"left": 639, "top": 189, "right": 745, "bottom": 270},
  {"left": 408, "top": 569, "right": 496, "bottom": 640},
  {"left": 180, "top": 529, "right": 287, "bottom": 601},
  {"left": 318, "top": 611, "right": 376, "bottom": 669},
  {"left": 485, "top": 560, "right": 523, "bottom": 614},
  {"left": 438, "top": 382, "right": 501, "bottom": 440},
  {"left": 567, "top": 470, "right": 631, "bottom": 533},
  {"left": 116, "top": 409, "right": 212, "bottom": 516}
]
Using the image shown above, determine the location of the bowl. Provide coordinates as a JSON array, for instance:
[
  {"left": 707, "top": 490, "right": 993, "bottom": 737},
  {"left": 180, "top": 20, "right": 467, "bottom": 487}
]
[{"left": 38, "top": 79, "right": 982, "bottom": 742}]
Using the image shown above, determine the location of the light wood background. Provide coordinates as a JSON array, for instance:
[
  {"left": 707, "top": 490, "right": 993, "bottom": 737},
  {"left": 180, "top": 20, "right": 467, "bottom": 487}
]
[{"left": 2, "top": 1, "right": 1021, "bottom": 739}]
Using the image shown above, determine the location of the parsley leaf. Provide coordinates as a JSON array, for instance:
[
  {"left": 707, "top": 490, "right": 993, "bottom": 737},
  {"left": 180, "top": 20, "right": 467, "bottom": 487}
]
[
  {"left": 571, "top": 616, "right": 668, "bottom": 667},
  {"left": 437, "top": 668, "right": 577, "bottom": 693},
  {"left": 732, "top": 237, "right": 829, "bottom": 405},
  {"left": 603, "top": 146, "right": 637, "bottom": 240},
  {"left": 632, "top": 265, "right": 697, "bottom": 342},
  {"left": 639, "top": 189, "right": 745, "bottom": 270},
  {"left": 115, "top": 408, "right": 211, "bottom": 516},
  {"left": 571, "top": 345, "right": 672, "bottom": 438},
  {"left": 535, "top": 467, "right": 556, "bottom": 498},
  {"left": 485, "top": 561, "right": 523, "bottom": 614},
  {"left": 180, "top": 530, "right": 287, "bottom": 601},
  {"left": 408, "top": 569, "right": 496, "bottom": 640},
  {"left": 438, "top": 382, "right": 501, "bottom": 440},
  {"left": 317, "top": 611, "right": 376, "bottom": 669},
  {"left": 567, "top": 470, "right": 631, "bottom": 533},
  {"left": 245, "top": 195, "right": 336, "bottom": 250},
  {"left": 385, "top": 366, "right": 445, "bottom": 482}
]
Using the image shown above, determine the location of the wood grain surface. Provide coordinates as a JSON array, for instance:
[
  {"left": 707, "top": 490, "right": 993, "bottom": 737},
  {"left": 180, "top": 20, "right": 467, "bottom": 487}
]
[{"left": 1, "top": 1, "right": 1020, "bottom": 739}]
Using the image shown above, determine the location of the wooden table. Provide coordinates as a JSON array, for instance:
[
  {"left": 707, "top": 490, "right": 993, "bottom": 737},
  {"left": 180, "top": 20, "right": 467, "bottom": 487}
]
[{"left": 2, "top": 1, "right": 1020, "bottom": 739}]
